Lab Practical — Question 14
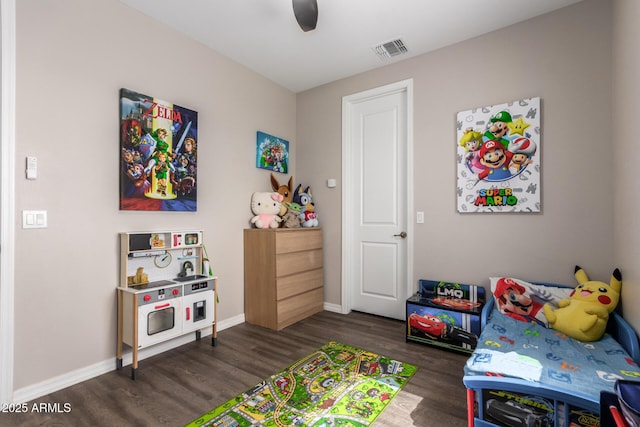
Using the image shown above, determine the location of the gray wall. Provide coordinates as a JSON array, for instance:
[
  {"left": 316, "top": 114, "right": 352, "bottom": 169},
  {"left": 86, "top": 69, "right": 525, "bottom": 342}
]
[
  {"left": 612, "top": 0, "right": 640, "bottom": 329},
  {"left": 15, "top": 0, "right": 295, "bottom": 391},
  {"left": 297, "top": 0, "right": 619, "bottom": 313}
]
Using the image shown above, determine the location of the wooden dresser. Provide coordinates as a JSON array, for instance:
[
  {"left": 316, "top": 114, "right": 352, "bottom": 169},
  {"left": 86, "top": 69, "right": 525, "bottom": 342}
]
[{"left": 243, "top": 228, "right": 324, "bottom": 330}]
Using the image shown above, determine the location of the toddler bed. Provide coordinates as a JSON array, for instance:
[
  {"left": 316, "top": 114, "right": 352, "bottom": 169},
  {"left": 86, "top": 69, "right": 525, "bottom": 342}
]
[{"left": 463, "top": 279, "right": 640, "bottom": 427}]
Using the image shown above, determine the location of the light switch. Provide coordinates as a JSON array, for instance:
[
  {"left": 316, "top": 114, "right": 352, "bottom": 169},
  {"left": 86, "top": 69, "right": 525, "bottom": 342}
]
[
  {"left": 416, "top": 211, "right": 424, "bottom": 224},
  {"left": 22, "top": 210, "right": 47, "bottom": 229},
  {"left": 26, "top": 156, "right": 37, "bottom": 180}
]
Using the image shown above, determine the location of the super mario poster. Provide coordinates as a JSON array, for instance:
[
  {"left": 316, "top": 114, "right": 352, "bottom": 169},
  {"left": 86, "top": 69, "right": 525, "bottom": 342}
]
[
  {"left": 456, "top": 97, "right": 541, "bottom": 213},
  {"left": 120, "top": 88, "right": 198, "bottom": 211}
]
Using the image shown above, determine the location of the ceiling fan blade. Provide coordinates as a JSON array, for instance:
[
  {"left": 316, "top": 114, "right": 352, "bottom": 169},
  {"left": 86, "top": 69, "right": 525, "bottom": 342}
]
[{"left": 292, "top": 0, "right": 318, "bottom": 32}]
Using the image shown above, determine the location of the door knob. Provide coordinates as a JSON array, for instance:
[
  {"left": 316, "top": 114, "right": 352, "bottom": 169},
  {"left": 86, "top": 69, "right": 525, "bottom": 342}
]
[{"left": 394, "top": 231, "right": 407, "bottom": 238}]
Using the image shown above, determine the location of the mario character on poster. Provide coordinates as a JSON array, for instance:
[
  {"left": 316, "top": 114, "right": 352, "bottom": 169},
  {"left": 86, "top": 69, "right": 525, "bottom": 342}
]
[
  {"left": 456, "top": 97, "right": 540, "bottom": 213},
  {"left": 120, "top": 88, "right": 198, "bottom": 211}
]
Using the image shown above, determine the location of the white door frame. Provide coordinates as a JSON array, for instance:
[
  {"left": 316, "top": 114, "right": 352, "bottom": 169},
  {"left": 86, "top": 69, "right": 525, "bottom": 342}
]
[
  {"left": 341, "top": 79, "right": 414, "bottom": 315},
  {"left": 1, "top": 0, "right": 17, "bottom": 405}
]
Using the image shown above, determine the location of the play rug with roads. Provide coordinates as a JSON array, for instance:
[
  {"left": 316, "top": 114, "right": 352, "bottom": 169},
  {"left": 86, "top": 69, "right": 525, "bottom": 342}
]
[{"left": 186, "top": 341, "right": 418, "bottom": 427}]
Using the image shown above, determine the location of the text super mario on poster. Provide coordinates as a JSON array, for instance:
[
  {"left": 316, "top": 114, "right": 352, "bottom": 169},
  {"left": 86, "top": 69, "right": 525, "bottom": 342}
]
[{"left": 456, "top": 97, "right": 541, "bottom": 213}]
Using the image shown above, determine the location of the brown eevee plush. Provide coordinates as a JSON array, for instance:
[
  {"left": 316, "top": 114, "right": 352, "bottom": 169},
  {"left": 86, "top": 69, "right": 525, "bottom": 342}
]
[{"left": 270, "top": 173, "right": 293, "bottom": 217}]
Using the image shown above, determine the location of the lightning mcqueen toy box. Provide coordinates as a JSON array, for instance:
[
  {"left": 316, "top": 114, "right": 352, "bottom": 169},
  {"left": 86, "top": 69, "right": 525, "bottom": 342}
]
[{"left": 406, "top": 280, "right": 485, "bottom": 354}]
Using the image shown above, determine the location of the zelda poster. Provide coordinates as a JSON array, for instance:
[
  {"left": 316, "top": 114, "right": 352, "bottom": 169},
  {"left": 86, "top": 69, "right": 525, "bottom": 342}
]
[
  {"left": 456, "top": 97, "right": 541, "bottom": 213},
  {"left": 120, "top": 88, "right": 198, "bottom": 211}
]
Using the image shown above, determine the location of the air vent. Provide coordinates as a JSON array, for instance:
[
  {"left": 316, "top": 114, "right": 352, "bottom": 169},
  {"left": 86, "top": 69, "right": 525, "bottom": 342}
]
[{"left": 372, "top": 38, "right": 408, "bottom": 60}]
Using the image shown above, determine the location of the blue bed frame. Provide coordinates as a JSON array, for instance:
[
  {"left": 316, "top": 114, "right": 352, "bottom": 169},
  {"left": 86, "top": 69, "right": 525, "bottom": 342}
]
[{"left": 464, "top": 294, "right": 640, "bottom": 427}]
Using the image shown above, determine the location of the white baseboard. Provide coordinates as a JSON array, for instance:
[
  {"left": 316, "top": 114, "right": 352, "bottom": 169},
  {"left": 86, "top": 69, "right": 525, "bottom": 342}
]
[
  {"left": 324, "top": 301, "right": 347, "bottom": 314},
  {"left": 12, "top": 313, "right": 246, "bottom": 404},
  {"left": 12, "top": 307, "right": 349, "bottom": 404}
]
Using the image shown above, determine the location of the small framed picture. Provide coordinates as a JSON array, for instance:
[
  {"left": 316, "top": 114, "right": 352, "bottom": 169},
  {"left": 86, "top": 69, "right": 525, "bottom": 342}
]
[{"left": 256, "top": 131, "right": 289, "bottom": 174}]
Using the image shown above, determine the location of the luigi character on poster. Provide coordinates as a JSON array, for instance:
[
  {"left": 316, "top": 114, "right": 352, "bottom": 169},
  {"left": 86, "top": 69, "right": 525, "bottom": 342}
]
[
  {"left": 119, "top": 88, "right": 199, "bottom": 211},
  {"left": 456, "top": 97, "right": 541, "bottom": 213}
]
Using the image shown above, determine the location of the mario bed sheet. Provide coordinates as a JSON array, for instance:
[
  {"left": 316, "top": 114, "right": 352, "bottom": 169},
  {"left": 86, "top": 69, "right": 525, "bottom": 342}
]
[{"left": 464, "top": 304, "right": 640, "bottom": 402}]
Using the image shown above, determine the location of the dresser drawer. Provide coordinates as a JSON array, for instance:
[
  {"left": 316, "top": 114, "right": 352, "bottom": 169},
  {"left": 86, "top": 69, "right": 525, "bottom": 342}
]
[
  {"left": 276, "top": 288, "right": 324, "bottom": 330},
  {"left": 244, "top": 228, "right": 324, "bottom": 331},
  {"left": 277, "top": 268, "right": 323, "bottom": 300},
  {"left": 276, "top": 249, "right": 322, "bottom": 277},
  {"left": 275, "top": 229, "right": 322, "bottom": 254}
]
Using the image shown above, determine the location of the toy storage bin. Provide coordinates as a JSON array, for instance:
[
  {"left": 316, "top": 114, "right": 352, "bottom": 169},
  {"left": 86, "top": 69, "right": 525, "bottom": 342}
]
[{"left": 406, "top": 280, "right": 485, "bottom": 354}]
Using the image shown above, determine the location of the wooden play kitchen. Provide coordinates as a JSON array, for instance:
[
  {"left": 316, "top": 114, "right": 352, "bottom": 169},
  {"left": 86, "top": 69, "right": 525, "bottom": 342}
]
[{"left": 116, "top": 230, "right": 217, "bottom": 379}]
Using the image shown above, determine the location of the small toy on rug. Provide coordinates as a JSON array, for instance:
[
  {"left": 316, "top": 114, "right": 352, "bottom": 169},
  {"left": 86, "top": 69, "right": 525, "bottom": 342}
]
[
  {"left": 250, "top": 192, "right": 283, "bottom": 229},
  {"left": 281, "top": 202, "right": 303, "bottom": 228},
  {"left": 270, "top": 173, "right": 293, "bottom": 217},
  {"left": 293, "top": 184, "right": 318, "bottom": 227},
  {"left": 543, "top": 265, "right": 622, "bottom": 342}
]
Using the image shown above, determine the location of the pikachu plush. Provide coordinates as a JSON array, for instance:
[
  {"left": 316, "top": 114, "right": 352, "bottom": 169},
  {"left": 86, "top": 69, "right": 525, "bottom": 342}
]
[{"left": 543, "top": 266, "right": 621, "bottom": 342}]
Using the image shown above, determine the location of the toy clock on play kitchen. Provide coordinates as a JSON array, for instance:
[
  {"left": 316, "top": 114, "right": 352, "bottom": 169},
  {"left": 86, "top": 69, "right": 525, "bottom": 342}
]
[{"left": 154, "top": 251, "right": 172, "bottom": 268}]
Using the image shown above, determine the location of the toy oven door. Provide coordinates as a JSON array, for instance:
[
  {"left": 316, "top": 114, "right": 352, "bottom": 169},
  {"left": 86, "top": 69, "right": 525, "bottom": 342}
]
[{"left": 138, "top": 298, "right": 182, "bottom": 348}]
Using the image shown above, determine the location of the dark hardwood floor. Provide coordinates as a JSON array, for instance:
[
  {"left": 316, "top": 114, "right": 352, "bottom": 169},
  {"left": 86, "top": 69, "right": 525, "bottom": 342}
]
[{"left": 1, "top": 311, "right": 469, "bottom": 427}]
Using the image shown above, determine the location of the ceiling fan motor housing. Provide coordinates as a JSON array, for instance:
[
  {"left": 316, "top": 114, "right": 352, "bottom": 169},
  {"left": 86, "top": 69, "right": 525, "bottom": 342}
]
[{"left": 292, "top": 0, "right": 318, "bottom": 32}]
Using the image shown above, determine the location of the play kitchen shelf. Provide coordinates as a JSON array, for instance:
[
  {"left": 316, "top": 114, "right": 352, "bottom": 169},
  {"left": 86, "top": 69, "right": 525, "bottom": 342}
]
[{"left": 116, "top": 230, "right": 217, "bottom": 380}]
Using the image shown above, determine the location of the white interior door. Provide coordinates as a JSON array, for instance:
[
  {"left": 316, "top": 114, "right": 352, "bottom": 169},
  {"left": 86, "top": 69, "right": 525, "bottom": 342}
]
[{"left": 342, "top": 80, "right": 413, "bottom": 320}]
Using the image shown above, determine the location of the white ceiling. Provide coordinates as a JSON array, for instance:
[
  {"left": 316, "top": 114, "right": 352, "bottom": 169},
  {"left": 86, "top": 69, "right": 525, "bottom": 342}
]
[{"left": 120, "top": 0, "right": 584, "bottom": 93}]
